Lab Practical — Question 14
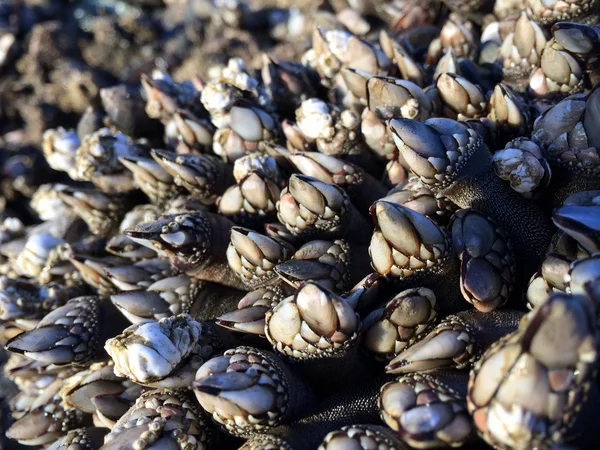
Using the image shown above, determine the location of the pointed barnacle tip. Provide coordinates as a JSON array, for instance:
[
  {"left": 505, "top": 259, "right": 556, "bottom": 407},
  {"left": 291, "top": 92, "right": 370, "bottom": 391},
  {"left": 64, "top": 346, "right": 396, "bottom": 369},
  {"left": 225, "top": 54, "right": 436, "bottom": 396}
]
[{"left": 374, "top": 200, "right": 404, "bottom": 223}]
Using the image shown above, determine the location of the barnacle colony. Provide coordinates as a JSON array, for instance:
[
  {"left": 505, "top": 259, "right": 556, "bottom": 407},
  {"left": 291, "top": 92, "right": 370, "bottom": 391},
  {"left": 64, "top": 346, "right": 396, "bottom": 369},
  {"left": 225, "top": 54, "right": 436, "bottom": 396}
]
[{"left": 0, "top": 0, "right": 600, "bottom": 449}]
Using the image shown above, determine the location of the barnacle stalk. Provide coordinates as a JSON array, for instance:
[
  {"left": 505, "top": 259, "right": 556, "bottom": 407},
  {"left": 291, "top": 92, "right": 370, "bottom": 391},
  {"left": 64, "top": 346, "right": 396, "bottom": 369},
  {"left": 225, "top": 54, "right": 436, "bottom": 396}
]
[
  {"left": 105, "top": 314, "right": 213, "bottom": 388},
  {"left": 390, "top": 118, "right": 553, "bottom": 287},
  {"left": 468, "top": 292, "right": 599, "bottom": 449},
  {"left": 192, "top": 346, "right": 315, "bottom": 437},
  {"left": 234, "top": 372, "right": 391, "bottom": 448},
  {"left": 386, "top": 309, "right": 524, "bottom": 374},
  {"left": 363, "top": 287, "right": 438, "bottom": 361},
  {"left": 450, "top": 209, "right": 516, "bottom": 312},
  {"left": 226, "top": 227, "right": 294, "bottom": 289},
  {"left": 187, "top": 280, "right": 252, "bottom": 321},
  {"left": 277, "top": 174, "right": 371, "bottom": 243},
  {"left": 103, "top": 388, "right": 213, "bottom": 450},
  {"left": 151, "top": 149, "right": 229, "bottom": 206},
  {"left": 123, "top": 211, "right": 249, "bottom": 290},
  {"left": 6, "top": 296, "right": 128, "bottom": 366},
  {"left": 379, "top": 372, "right": 474, "bottom": 448}
]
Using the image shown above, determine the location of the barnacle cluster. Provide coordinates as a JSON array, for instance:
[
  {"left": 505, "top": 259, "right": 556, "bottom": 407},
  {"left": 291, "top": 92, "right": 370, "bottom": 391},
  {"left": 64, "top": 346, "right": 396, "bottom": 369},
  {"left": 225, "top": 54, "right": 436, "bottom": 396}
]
[{"left": 1, "top": 0, "right": 600, "bottom": 449}]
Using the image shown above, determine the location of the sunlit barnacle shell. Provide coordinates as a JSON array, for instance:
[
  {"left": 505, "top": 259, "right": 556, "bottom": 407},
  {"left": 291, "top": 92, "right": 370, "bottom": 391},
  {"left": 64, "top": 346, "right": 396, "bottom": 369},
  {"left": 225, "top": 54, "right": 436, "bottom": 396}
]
[
  {"left": 363, "top": 287, "right": 438, "bottom": 359},
  {"left": 192, "top": 346, "right": 294, "bottom": 436},
  {"left": 265, "top": 282, "right": 360, "bottom": 359},
  {"left": 42, "top": 128, "right": 80, "bottom": 180},
  {"left": 15, "top": 233, "right": 65, "bottom": 278},
  {"left": 105, "top": 314, "right": 207, "bottom": 386},
  {"left": 75, "top": 128, "right": 147, "bottom": 193},
  {"left": 105, "top": 388, "right": 213, "bottom": 449},
  {"left": 468, "top": 293, "right": 599, "bottom": 449},
  {"left": 30, "top": 184, "right": 74, "bottom": 222},
  {"left": 493, "top": 138, "right": 551, "bottom": 198}
]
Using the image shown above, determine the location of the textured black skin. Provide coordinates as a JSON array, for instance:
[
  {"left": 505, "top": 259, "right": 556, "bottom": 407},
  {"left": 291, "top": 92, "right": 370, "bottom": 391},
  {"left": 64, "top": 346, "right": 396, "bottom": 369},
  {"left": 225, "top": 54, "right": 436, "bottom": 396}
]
[
  {"left": 347, "top": 172, "right": 388, "bottom": 215},
  {"left": 546, "top": 166, "right": 600, "bottom": 206},
  {"left": 189, "top": 282, "right": 246, "bottom": 320},
  {"left": 346, "top": 205, "right": 373, "bottom": 246},
  {"left": 457, "top": 309, "right": 524, "bottom": 352},
  {"left": 426, "top": 369, "right": 470, "bottom": 397},
  {"left": 95, "top": 297, "right": 131, "bottom": 361},
  {"left": 280, "top": 339, "right": 382, "bottom": 394}
]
